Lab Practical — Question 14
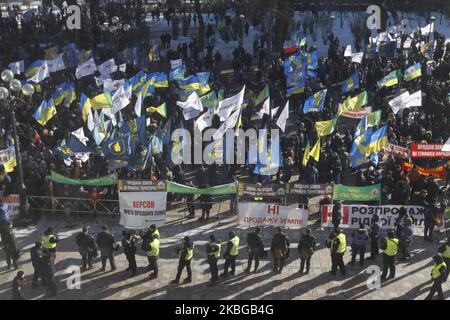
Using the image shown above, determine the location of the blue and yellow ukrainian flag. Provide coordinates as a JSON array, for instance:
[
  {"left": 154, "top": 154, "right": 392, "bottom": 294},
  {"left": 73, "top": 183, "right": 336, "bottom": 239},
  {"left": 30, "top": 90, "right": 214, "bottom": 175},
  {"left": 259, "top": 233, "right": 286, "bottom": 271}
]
[
  {"left": 140, "top": 78, "right": 156, "bottom": 97},
  {"left": 349, "top": 127, "right": 374, "bottom": 168},
  {"left": 303, "top": 89, "right": 327, "bottom": 113},
  {"left": 80, "top": 93, "right": 92, "bottom": 122},
  {"left": 33, "top": 98, "right": 57, "bottom": 126},
  {"left": 355, "top": 110, "right": 381, "bottom": 138},
  {"left": 178, "top": 75, "right": 201, "bottom": 91},
  {"left": 53, "top": 83, "right": 76, "bottom": 107},
  {"left": 25, "top": 60, "right": 45, "bottom": 78},
  {"left": 129, "top": 71, "right": 147, "bottom": 94},
  {"left": 150, "top": 72, "right": 169, "bottom": 88},
  {"left": 377, "top": 70, "right": 401, "bottom": 89},
  {"left": 365, "top": 125, "right": 388, "bottom": 156},
  {"left": 404, "top": 63, "right": 422, "bottom": 82},
  {"left": 341, "top": 72, "right": 360, "bottom": 94}
]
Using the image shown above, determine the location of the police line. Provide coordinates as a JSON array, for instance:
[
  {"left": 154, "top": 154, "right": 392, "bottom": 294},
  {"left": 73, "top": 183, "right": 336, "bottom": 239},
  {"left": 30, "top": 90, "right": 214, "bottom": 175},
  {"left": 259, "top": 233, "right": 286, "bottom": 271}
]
[{"left": 321, "top": 204, "right": 445, "bottom": 230}]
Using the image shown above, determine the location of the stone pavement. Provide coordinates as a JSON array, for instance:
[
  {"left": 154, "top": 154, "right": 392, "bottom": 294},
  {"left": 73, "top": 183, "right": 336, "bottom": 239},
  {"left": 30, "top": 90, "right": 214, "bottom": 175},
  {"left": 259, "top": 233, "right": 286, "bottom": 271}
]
[{"left": 0, "top": 205, "right": 448, "bottom": 300}]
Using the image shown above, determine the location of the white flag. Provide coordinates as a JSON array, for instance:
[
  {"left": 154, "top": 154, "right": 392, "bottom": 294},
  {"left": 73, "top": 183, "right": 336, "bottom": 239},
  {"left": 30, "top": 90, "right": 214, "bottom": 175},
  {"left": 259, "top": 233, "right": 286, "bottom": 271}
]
[
  {"left": 75, "top": 58, "right": 97, "bottom": 79},
  {"left": 176, "top": 91, "right": 203, "bottom": 111},
  {"left": 406, "top": 90, "right": 422, "bottom": 107},
  {"left": 118, "top": 110, "right": 124, "bottom": 123},
  {"left": 182, "top": 107, "right": 201, "bottom": 120},
  {"left": 98, "top": 58, "right": 118, "bottom": 76},
  {"left": 102, "top": 108, "right": 117, "bottom": 127},
  {"left": 195, "top": 109, "right": 213, "bottom": 132},
  {"left": 27, "top": 61, "right": 50, "bottom": 83},
  {"left": 442, "top": 137, "right": 450, "bottom": 152},
  {"left": 8, "top": 61, "right": 25, "bottom": 75},
  {"left": 87, "top": 108, "right": 95, "bottom": 132},
  {"left": 47, "top": 56, "right": 66, "bottom": 73},
  {"left": 213, "top": 108, "right": 241, "bottom": 140},
  {"left": 170, "top": 58, "right": 183, "bottom": 70},
  {"left": 351, "top": 52, "right": 364, "bottom": 64},
  {"left": 119, "top": 63, "right": 127, "bottom": 72},
  {"left": 93, "top": 110, "right": 99, "bottom": 125},
  {"left": 112, "top": 86, "right": 130, "bottom": 114},
  {"left": 403, "top": 38, "right": 412, "bottom": 49},
  {"left": 420, "top": 23, "right": 432, "bottom": 36},
  {"left": 103, "top": 79, "right": 125, "bottom": 93},
  {"left": 217, "top": 85, "right": 245, "bottom": 121},
  {"left": 71, "top": 127, "right": 89, "bottom": 146},
  {"left": 276, "top": 101, "right": 289, "bottom": 132},
  {"left": 134, "top": 93, "right": 142, "bottom": 117},
  {"left": 344, "top": 44, "right": 352, "bottom": 57},
  {"left": 388, "top": 91, "right": 411, "bottom": 114},
  {"left": 255, "top": 98, "right": 270, "bottom": 119},
  {"left": 271, "top": 106, "right": 280, "bottom": 119}
]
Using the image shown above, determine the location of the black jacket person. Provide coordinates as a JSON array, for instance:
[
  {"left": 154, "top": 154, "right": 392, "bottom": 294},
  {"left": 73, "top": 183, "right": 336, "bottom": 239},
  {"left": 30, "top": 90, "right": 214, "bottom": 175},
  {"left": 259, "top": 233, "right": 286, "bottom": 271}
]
[
  {"left": 96, "top": 225, "right": 116, "bottom": 271},
  {"left": 246, "top": 227, "right": 264, "bottom": 273},
  {"left": 75, "top": 227, "right": 96, "bottom": 270},
  {"left": 30, "top": 242, "right": 43, "bottom": 288},
  {"left": 12, "top": 271, "right": 25, "bottom": 300},
  {"left": 271, "top": 227, "right": 290, "bottom": 273}
]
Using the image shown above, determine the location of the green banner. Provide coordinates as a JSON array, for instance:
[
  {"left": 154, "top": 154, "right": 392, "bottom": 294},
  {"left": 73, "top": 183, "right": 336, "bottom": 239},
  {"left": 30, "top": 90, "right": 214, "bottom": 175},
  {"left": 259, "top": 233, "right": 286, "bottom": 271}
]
[
  {"left": 332, "top": 184, "right": 381, "bottom": 201},
  {"left": 166, "top": 181, "right": 236, "bottom": 195},
  {"left": 51, "top": 171, "right": 118, "bottom": 186}
]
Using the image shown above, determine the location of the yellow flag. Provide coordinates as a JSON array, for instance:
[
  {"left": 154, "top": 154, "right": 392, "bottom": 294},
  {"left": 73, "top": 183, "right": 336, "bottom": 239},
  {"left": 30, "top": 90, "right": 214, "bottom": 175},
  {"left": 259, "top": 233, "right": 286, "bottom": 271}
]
[
  {"left": 302, "top": 142, "right": 310, "bottom": 167},
  {"left": 309, "top": 139, "right": 320, "bottom": 162},
  {"left": 315, "top": 118, "right": 337, "bottom": 137}
]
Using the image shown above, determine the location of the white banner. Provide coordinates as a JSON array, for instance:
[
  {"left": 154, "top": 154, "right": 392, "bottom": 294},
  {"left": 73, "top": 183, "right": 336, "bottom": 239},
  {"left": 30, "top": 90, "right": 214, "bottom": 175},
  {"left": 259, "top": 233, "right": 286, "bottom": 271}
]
[
  {"left": 2, "top": 194, "right": 20, "bottom": 217},
  {"left": 47, "top": 56, "right": 66, "bottom": 73},
  {"left": 238, "top": 202, "right": 308, "bottom": 229},
  {"left": 119, "top": 191, "right": 167, "bottom": 229},
  {"left": 321, "top": 205, "right": 444, "bottom": 230}
]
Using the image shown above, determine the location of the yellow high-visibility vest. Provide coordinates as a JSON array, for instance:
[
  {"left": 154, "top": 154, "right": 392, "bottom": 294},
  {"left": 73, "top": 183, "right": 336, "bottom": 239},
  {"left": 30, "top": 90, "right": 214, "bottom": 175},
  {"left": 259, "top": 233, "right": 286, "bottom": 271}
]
[
  {"left": 442, "top": 245, "right": 450, "bottom": 259},
  {"left": 331, "top": 233, "right": 346, "bottom": 254},
  {"left": 147, "top": 239, "right": 160, "bottom": 257},
  {"left": 431, "top": 262, "right": 447, "bottom": 279},
  {"left": 208, "top": 243, "right": 221, "bottom": 259},
  {"left": 185, "top": 247, "right": 194, "bottom": 261},
  {"left": 230, "top": 236, "right": 240, "bottom": 256},
  {"left": 42, "top": 235, "right": 57, "bottom": 249},
  {"left": 384, "top": 238, "right": 399, "bottom": 256}
]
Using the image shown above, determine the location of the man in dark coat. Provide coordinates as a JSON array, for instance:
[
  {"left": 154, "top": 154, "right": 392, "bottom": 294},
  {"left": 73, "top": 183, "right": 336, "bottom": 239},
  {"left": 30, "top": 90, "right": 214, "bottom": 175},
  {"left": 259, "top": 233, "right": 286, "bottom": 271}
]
[
  {"left": 96, "top": 225, "right": 117, "bottom": 271},
  {"left": 246, "top": 227, "right": 265, "bottom": 273},
  {"left": 12, "top": 271, "right": 25, "bottom": 300},
  {"left": 30, "top": 242, "right": 44, "bottom": 288}
]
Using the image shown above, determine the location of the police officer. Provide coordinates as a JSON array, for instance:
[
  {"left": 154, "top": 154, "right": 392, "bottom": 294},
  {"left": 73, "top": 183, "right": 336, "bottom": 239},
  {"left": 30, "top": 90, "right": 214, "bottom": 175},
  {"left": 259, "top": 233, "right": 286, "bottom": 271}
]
[
  {"left": 149, "top": 224, "right": 160, "bottom": 240},
  {"left": 12, "top": 271, "right": 25, "bottom": 300},
  {"left": 171, "top": 236, "right": 194, "bottom": 284},
  {"left": 438, "top": 237, "right": 450, "bottom": 280},
  {"left": 380, "top": 230, "right": 398, "bottom": 281},
  {"left": 327, "top": 228, "right": 346, "bottom": 276},
  {"left": 122, "top": 230, "right": 138, "bottom": 276},
  {"left": 425, "top": 254, "right": 447, "bottom": 300},
  {"left": 206, "top": 234, "right": 221, "bottom": 286},
  {"left": 1, "top": 221, "right": 19, "bottom": 269},
  {"left": 271, "top": 227, "right": 290, "bottom": 273},
  {"left": 30, "top": 242, "right": 43, "bottom": 288},
  {"left": 298, "top": 228, "right": 316, "bottom": 274},
  {"left": 41, "top": 248, "right": 57, "bottom": 297},
  {"left": 41, "top": 227, "right": 59, "bottom": 256},
  {"left": 75, "top": 227, "right": 96, "bottom": 271},
  {"left": 367, "top": 214, "right": 381, "bottom": 260},
  {"left": 246, "top": 227, "right": 264, "bottom": 273},
  {"left": 96, "top": 225, "right": 117, "bottom": 272},
  {"left": 222, "top": 231, "right": 239, "bottom": 277},
  {"left": 147, "top": 233, "right": 160, "bottom": 279}
]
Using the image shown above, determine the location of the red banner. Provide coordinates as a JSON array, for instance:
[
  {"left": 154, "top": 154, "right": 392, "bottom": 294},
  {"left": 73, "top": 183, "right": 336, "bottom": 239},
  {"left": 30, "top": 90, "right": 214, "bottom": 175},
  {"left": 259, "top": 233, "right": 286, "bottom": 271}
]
[
  {"left": 410, "top": 144, "right": 450, "bottom": 158},
  {"left": 402, "top": 162, "right": 446, "bottom": 179}
]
